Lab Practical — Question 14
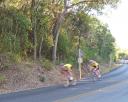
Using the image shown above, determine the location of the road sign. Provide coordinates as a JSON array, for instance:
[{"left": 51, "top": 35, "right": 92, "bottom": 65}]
[
  {"left": 78, "top": 57, "right": 83, "bottom": 63},
  {"left": 77, "top": 49, "right": 84, "bottom": 58}
]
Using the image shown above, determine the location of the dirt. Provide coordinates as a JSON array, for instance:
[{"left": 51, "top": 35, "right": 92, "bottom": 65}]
[{"left": 0, "top": 62, "right": 65, "bottom": 94}]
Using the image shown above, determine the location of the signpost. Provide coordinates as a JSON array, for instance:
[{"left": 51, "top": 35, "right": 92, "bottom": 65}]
[{"left": 78, "top": 49, "right": 83, "bottom": 79}]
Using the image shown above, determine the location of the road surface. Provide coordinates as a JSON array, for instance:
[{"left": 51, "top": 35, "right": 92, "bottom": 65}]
[{"left": 0, "top": 64, "right": 128, "bottom": 102}]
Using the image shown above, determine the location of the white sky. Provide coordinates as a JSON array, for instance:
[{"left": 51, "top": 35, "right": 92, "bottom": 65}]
[{"left": 97, "top": 0, "right": 128, "bottom": 49}]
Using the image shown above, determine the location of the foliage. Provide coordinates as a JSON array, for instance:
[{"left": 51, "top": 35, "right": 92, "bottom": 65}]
[
  {"left": 39, "top": 75, "right": 46, "bottom": 82},
  {"left": 40, "top": 59, "right": 54, "bottom": 71},
  {"left": 118, "top": 52, "right": 128, "bottom": 59},
  {"left": 0, "top": 7, "right": 31, "bottom": 58},
  {"left": 0, "top": 54, "right": 11, "bottom": 70},
  {"left": 0, "top": 74, "right": 6, "bottom": 85},
  {"left": 0, "top": 0, "right": 120, "bottom": 65}
]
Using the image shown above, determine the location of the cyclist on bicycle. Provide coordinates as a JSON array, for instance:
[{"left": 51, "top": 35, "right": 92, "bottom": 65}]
[
  {"left": 88, "top": 60, "right": 101, "bottom": 80},
  {"left": 60, "top": 63, "right": 76, "bottom": 87}
]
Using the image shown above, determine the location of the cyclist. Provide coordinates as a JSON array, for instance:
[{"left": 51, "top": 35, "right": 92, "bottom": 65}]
[
  {"left": 88, "top": 60, "right": 101, "bottom": 80},
  {"left": 60, "top": 63, "right": 76, "bottom": 87}
]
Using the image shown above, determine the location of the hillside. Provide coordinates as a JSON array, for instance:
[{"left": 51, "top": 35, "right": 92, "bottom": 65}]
[
  {"left": 0, "top": 56, "right": 120, "bottom": 94},
  {"left": 0, "top": 63, "right": 63, "bottom": 94}
]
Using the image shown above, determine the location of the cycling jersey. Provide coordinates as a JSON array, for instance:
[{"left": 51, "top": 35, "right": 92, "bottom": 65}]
[{"left": 64, "top": 64, "right": 72, "bottom": 71}]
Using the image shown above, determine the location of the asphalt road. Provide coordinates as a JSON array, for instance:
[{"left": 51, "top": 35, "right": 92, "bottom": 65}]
[{"left": 0, "top": 64, "right": 128, "bottom": 102}]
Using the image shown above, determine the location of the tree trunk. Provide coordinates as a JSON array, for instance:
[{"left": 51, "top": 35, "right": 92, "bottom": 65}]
[
  {"left": 52, "top": 10, "right": 67, "bottom": 64},
  {"left": 33, "top": 18, "right": 37, "bottom": 60},
  {"left": 39, "top": 35, "right": 43, "bottom": 59},
  {"left": 31, "top": 0, "right": 37, "bottom": 61},
  {"left": 52, "top": 0, "right": 67, "bottom": 64}
]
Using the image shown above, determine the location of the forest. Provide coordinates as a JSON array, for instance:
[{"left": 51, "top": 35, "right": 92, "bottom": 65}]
[{"left": 0, "top": 0, "right": 120, "bottom": 66}]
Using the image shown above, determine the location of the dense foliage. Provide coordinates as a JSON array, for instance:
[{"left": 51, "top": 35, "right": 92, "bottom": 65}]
[{"left": 0, "top": 0, "right": 120, "bottom": 64}]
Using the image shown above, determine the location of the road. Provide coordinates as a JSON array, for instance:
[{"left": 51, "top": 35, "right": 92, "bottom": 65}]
[{"left": 0, "top": 64, "right": 128, "bottom": 102}]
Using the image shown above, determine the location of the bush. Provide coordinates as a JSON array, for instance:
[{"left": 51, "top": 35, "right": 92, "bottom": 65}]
[
  {"left": 0, "top": 74, "right": 6, "bottom": 85},
  {"left": 41, "top": 59, "right": 54, "bottom": 71},
  {"left": 0, "top": 63, "right": 9, "bottom": 71},
  {"left": 8, "top": 53, "right": 22, "bottom": 63},
  {"left": 0, "top": 54, "right": 10, "bottom": 71},
  {"left": 39, "top": 75, "right": 46, "bottom": 82}
]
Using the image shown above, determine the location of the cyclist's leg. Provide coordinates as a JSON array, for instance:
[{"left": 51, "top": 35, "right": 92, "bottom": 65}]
[
  {"left": 97, "top": 69, "right": 102, "bottom": 80},
  {"left": 64, "top": 79, "right": 70, "bottom": 87},
  {"left": 91, "top": 69, "right": 97, "bottom": 81},
  {"left": 63, "top": 71, "right": 71, "bottom": 87}
]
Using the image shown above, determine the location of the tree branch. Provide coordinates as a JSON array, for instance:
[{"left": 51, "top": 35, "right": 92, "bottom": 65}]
[{"left": 66, "top": 0, "right": 105, "bottom": 9}]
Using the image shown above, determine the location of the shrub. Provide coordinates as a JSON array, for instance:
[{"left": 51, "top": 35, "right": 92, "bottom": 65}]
[
  {"left": 0, "top": 63, "right": 9, "bottom": 71},
  {"left": 41, "top": 59, "right": 54, "bottom": 71},
  {"left": 39, "top": 75, "right": 46, "bottom": 82},
  {"left": 0, "top": 54, "right": 10, "bottom": 71},
  {"left": 0, "top": 74, "right": 6, "bottom": 85},
  {"left": 8, "top": 53, "right": 22, "bottom": 63}
]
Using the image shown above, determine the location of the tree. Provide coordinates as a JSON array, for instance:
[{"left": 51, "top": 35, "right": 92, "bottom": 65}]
[
  {"left": 51, "top": 0, "right": 120, "bottom": 63},
  {"left": 0, "top": 2, "right": 31, "bottom": 57},
  {"left": 0, "top": 0, "right": 120, "bottom": 63}
]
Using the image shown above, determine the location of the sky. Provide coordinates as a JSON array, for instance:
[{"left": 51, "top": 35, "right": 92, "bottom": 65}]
[{"left": 97, "top": 0, "right": 128, "bottom": 50}]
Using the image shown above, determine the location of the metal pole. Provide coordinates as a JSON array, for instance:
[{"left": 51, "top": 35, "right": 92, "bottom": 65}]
[
  {"left": 78, "top": 33, "right": 82, "bottom": 79},
  {"left": 109, "top": 53, "right": 112, "bottom": 70},
  {"left": 78, "top": 49, "right": 82, "bottom": 79}
]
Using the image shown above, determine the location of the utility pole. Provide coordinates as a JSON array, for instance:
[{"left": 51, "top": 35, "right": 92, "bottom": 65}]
[
  {"left": 78, "top": 33, "right": 83, "bottom": 80},
  {"left": 109, "top": 53, "right": 113, "bottom": 70}
]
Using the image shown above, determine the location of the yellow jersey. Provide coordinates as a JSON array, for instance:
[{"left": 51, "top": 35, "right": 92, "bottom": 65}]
[{"left": 64, "top": 64, "right": 72, "bottom": 71}]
